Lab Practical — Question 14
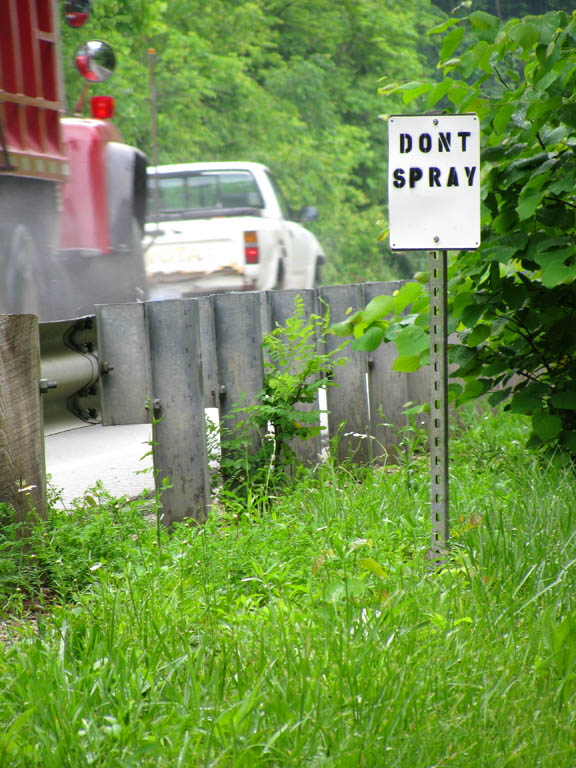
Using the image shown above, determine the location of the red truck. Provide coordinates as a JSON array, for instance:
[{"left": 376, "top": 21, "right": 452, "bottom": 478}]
[{"left": 0, "top": 0, "right": 147, "bottom": 320}]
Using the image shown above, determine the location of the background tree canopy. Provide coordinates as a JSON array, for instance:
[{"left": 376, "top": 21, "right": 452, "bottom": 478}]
[
  {"left": 60, "top": 0, "right": 444, "bottom": 285},
  {"left": 59, "top": 0, "right": 572, "bottom": 287}
]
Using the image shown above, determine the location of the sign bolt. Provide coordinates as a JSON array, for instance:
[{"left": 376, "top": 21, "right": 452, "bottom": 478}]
[{"left": 434, "top": 236, "right": 440, "bottom": 243}]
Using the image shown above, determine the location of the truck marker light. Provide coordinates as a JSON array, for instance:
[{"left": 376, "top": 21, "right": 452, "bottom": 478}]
[
  {"left": 244, "top": 231, "right": 259, "bottom": 264},
  {"left": 90, "top": 96, "right": 115, "bottom": 119}
]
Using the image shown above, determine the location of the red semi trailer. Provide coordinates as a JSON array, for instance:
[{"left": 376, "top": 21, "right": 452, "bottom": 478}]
[{"left": 0, "top": 0, "right": 147, "bottom": 320}]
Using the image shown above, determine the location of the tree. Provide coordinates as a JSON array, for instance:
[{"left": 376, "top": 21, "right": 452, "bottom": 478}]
[
  {"left": 432, "top": 0, "right": 575, "bottom": 19},
  {"left": 334, "top": 8, "right": 576, "bottom": 456},
  {"left": 58, "top": 0, "right": 444, "bottom": 286}
]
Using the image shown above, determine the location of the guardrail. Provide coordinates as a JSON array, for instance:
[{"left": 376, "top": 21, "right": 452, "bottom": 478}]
[{"left": 1, "top": 283, "right": 431, "bottom": 524}]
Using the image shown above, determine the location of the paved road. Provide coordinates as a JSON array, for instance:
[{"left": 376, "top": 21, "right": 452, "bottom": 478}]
[{"left": 45, "top": 424, "right": 154, "bottom": 507}]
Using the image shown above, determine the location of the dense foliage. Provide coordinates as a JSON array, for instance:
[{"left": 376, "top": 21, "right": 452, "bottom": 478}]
[
  {"left": 433, "top": 0, "right": 574, "bottom": 18},
  {"left": 59, "top": 0, "right": 443, "bottom": 285},
  {"left": 336, "top": 8, "right": 576, "bottom": 457}
]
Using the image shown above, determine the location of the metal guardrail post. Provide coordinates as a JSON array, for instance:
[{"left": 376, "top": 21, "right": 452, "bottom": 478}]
[
  {"left": 318, "top": 284, "right": 371, "bottom": 463},
  {"left": 260, "top": 288, "right": 322, "bottom": 466},
  {"left": 212, "top": 291, "right": 264, "bottom": 428},
  {"left": 362, "top": 281, "right": 409, "bottom": 460},
  {"left": 197, "top": 296, "right": 220, "bottom": 410},
  {"left": 96, "top": 302, "right": 151, "bottom": 426},
  {"left": 146, "top": 299, "right": 209, "bottom": 526}
]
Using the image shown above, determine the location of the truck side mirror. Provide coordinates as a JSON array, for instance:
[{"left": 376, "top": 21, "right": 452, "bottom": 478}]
[
  {"left": 65, "top": 0, "right": 92, "bottom": 28},
  {"left": 299, "top": 205, "right": 318, "bottom": 223},
  {"left": 75, "top": 40, "right": 116, "bottom": 83}
]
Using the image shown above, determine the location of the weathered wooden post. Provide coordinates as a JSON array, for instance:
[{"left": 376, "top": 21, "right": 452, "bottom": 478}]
[{"left": 0, "top": 314, "right": 46, "bottom": 524}]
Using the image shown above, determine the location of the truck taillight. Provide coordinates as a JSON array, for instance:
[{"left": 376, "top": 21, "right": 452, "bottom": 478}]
[
  {"left": 244, "top": 231, "right": 259, "bottom": 264},
  {"left": 90, "top": 96, "right": 115, "bottom": 119}
]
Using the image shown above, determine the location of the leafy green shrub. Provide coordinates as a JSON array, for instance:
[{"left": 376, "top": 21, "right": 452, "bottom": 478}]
[{"left": 214, "top": 296, "right": 347, "bottom": 503}]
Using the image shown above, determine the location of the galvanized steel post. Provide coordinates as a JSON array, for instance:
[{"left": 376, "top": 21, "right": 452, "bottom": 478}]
[
  {"left": 318, "top": 284, "right": 370, "bottom": 464},
  {"left": 146, "top": 299, "right": 209, "bottom": 526},
  {"left": 428, "top": 250, "right": 450, "bottom": 559}
]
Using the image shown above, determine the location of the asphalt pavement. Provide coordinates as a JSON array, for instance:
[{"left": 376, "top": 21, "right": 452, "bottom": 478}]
[{"left": 44, "top": 424, "right": 154, "bottom": 507}]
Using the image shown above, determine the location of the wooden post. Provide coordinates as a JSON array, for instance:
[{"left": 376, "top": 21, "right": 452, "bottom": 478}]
[{"left": 0, "top": 315, "right": 46, "bottom": 524}]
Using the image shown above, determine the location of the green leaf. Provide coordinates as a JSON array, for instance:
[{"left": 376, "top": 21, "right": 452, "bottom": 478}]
[
  {"left": 532, "top": 409, "right": 563, "bottom": 442},
  {"left": 489, "top": 388, "right": 511, "bottom": 407},
  {"left": 331, "top": 321, "right": 353, "bottom": 337},
  {"left": 534, "top": 248, "right": 576, "bottom": 287},
  {"left": 440, "top": 27, "right": 464, "bottom": 62},
  {"left": 517, "top": 188, "right": 543, "bottom": 221},
  {"left": 359, "top": 558, "right": 387, "bottom": 579},
  {"left": 509, "top": 385, "right": 547, "bottom": 414},
  {"left": 460, "top": 302, "right": 486, "bottom": 328},
  {"left": 428, "top": 18, "right": 461, "bottom": 36},
  {"left": 562, "top": 431, "right": 576, "bottom": 452},
  {"left": 351, "top": 325, "right": 386, "bottom": 352},
  {"left": 392, "top": 355, "right": 421, "bottom": 373},
  {"left": 541, "top": 262, "right": 576, "bottom": 288},
  {"left": 493, "top": 103, "right": 515, "bottom": 134},
  {"left": 402, "top": 83, "right": 433, "bottom": 104},
  {"left": 460, "top": 378, "right": 489, "bottom": 401},
  {"left": 393, "top": 282, "right": 423, "bottom": 313},
  {"left": 348, "top": 538, "right": 372, "bottom": 553},
  {"left": 493, "top": 207, "right": 518, "bottom": 234},
  {"left": 550, "top": 392, "right": 576, "bottom": 411},
  {"left": 557, "top": 102, "right": 576, "bottom": 128},
  {"left": 395, "top": 325, "right": 429, "bottom": 357},
  {"left": 465, "top": 323, "right": 492, "bottom": 346},
  {"left": 508, "top": 21, "right": 541, "bottom": 54},
  {"left": 468, "top": 10, "right": 500, "bottom": 30},
  {"left": 427, "top": 79, "right": 454, "bottom": 107},
  {"left": 361, "top": 294, "right": 395, "bottom": 323}
]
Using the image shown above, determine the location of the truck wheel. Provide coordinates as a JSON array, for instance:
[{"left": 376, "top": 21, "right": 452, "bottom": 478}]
[{"left": 0, "top": 225, "right": 44, "bottom": 316}]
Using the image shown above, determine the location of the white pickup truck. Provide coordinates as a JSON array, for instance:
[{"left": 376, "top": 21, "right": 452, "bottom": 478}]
[{"left": 144, "top": 161, "right": 326, "bottom": 298}]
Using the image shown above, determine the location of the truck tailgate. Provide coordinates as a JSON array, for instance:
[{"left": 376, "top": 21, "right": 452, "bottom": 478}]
[{"left": 144, "top": 217, "right": 262, "bottom": 277}]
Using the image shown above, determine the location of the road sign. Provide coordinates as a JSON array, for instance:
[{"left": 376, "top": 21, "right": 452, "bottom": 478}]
[{"left": 388, "top": 113, "right": 480, "bottom": 251}]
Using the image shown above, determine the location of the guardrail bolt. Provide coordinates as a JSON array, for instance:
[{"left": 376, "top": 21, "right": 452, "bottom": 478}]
[
  {"left": 146, "top": 398, "right": 162, "bottom": 415},
  {"left": 39, "top": 378, "right": 58, "bottom": 395},
  {"left": 100, "top": 361, "right": 115, "bottom": 375}
]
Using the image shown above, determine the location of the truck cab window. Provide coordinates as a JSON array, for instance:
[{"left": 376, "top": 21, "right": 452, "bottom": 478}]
[{"left": 265, "top": 171, "right": 292, "bottom": 220}]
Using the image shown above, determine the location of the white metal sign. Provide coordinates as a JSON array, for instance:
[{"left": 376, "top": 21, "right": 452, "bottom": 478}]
[{"left": 388, "top": 114, "right": 480, "bottom": 251}]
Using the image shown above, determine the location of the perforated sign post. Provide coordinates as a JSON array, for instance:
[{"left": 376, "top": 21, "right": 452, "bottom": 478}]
[{"left": 388, "top": 113, "right": 480, "bottom": 560}]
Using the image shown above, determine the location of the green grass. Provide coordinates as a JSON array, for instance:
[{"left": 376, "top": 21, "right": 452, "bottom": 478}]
[{"left": 1, "top": 404, "right": 575, "bottom": 766}]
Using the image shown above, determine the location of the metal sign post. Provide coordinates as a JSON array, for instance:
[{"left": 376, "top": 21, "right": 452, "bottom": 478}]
[
  {"left": 428, "top": 249, "right": 449, "bottom": 559},
  {"left": 387, "top": 113, "right": 480, "bottom": 558}
]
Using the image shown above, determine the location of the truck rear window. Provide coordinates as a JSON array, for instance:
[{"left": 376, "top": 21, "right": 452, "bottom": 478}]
[{"left": 147, "top": 170, "right": 264, "bottom": 220}]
